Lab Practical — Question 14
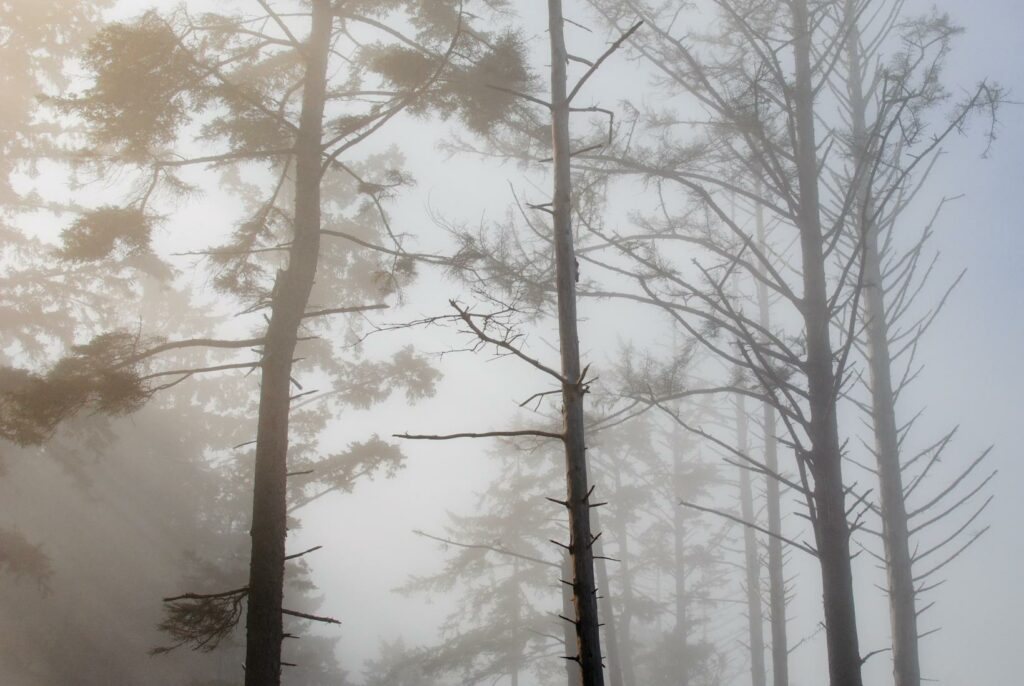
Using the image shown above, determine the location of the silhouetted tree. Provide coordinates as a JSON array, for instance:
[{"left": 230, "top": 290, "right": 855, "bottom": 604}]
[
  {"left": 405, "top": 441, "right": 574, "bottom": 686},
  {"left": 0, "top": 1, "right": 526, "bottom": 682},
  {"left": 833, "top": 3, "right": 998, "bottom": 684},
  {"left": 576, "top": 1, "right": 879, "bottom": 682},
  {"left": 396, "top": 8, "right": 642, "bottom": 684}
]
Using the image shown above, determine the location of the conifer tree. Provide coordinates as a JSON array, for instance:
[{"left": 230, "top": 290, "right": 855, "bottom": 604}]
[{"left": 1, "top": 2, "right": 523, "bottom": 683}]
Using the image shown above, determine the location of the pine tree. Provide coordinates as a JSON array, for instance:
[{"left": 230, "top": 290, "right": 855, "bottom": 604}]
[{"left": 1, "top": 2, "right": 523, "bottom": 682}]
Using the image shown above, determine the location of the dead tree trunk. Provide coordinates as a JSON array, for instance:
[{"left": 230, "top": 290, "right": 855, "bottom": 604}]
[
  {"left": 754, "top": 193, "right": 789, "bottom": 686},
  {"left": 790, "top": 2, "right": 863, "bottom": 685},
  {"left": 244, "top": 3, "right": 332, "bottom": 685},
  {"left": 562, "top": 554, "right": 583, "bottom": 686},
  {"left": 547, "top": 1, "right": 604, "bottom": 684},
  {"left": 845, "top": 8, "right": 920, "bottom": 685},
  {"left": 736, "top": 394, "right": 767, "bottom": 686}
]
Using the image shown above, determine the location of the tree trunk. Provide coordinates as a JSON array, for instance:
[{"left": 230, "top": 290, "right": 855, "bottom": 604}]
[
  {"left": 593, "top": 507, "right": 624, "bottom": 686},
  {"left": 672, "top": 425, "right": 690, "bottom": 686},
  {"left": 511, "top": 556, "right": 522, "bottom": 686},
  {"left": 610, "top": 468, "right": 637, "bottom": 686},
  {"left": 844, "top": 7, "right": 921, "bottom": 685},
  {"left": 754, "top": 191, "right": 789, "bottom": 686},
  {"left": 244, "top": 4, "right": 332, "bottom": 685},
  {"left": 736, "top": 394, "right": 767, "bottom": 686},
  {"left": 547, "top": 1, "right": 605, "bottom": 684},
  {"left": 562, "top": 554, "right": 583, "bottom": 686},
  {"left": 790, "top": 2, "right": 864, "bottom": 685}
]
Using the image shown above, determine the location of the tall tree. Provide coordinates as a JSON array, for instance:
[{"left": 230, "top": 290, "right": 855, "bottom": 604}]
[
  {"left": 752, "top": 182, "right": 789, "bottom": 686},
  {"left": 833, "top": 2, "right": 999, "bottom": 684},
  {"left": 735, "top": 393, "right": 766, "bottom": 686},
  {"left": 396, "top": 9, "right": 642, "bottom": 684},
  {"left": 546, "top": 2, "right": 605, "bottom": 681},
  {"left": 573, "top": 0, "right": 892, "bottom": 682},
  {"left": 242, "top": 5, "right": 334, "bottom": 682},
  {"left": 1, "top": 1, "right": 523, "bottom": 682}
]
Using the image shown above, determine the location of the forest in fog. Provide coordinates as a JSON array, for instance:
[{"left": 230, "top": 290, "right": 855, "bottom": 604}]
[{"left": 0, "top": 1, "right": 1020, "bottom": 685}]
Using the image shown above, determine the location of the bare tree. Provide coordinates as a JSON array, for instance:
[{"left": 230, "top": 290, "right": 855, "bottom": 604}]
[
  {"left": 572, "top": 0, "right": 887, "bottom": 682},
  {"left": 547, "top": 2, "right": 607, "bottom": 681},
  {"left": 752, "top": 186, "right": 790, "bottom": 686},
  {"left": 396, "top": 9, "right": 642, "bottom": 684},
  {"left": 832, "top": 2, "right": 999, "bottom": 684},
  {"left": 735, "top": 393, "right": 766, "bottom": 686}
]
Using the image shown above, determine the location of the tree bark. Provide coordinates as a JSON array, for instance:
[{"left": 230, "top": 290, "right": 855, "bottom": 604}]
[
  {"left": 244, "top": 3, "right": 332, "bottom": 685},
  {"left": 562, "top": 554, "right": 583, "bottom": 686},
  {"left": 547, "top": 1, "right": 605, "bottom": 683},
  {"left": 736, "top": 394, "right": 767, "bottom": 686},
  {"left": 754, "top": 189, "right": 789, "bottom": 686},
  {"left": 844, "top": 6, "right": 921, "bottom": 685},
  {"left": 593, "top": 507, "right": 624, "bottom": 686},
  {"left": 790, "top": 2, "right": 864, "bottom": 685}
]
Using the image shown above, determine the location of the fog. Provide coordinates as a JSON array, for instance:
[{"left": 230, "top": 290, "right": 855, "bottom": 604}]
[{"left": 0, "top": 1, "right": 1021, "bottom": 685}]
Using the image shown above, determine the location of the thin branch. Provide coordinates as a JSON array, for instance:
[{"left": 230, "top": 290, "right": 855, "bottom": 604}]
[
  {"left": 680, "top": 499, "right": 818, "bottom": 557},
  {"left": 395, "top": 429, "right": 564, "bottom": 441},
  {"left": 567, "top": 21, "right": 644, "bottom": 102}
]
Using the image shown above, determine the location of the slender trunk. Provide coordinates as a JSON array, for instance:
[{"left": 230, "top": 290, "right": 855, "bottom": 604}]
[
  {"left": 610, "top": 468, "right": 637, "bottom": 686},
  {"left": 547, "top": 1, "right": 604, "bottom": 684},
  {"left": 244, "top": 4, "right": 332, "bottom": 685},
  {"left": 736, "top": 394, "right": 767, "bottom": 686},
  {"left": 672, "top": 426, "right": 690, "bottom": 686},
  {"left": 790, "top": 2, "right": 863, "bottom": 685},
  {"left": 593, "top": 507, "right": 624, "bottom": 686},
  {"left": 845, "top": 8, "right": 920, "bottom": 685},
  {"left": 754, "top": 190, "right": 789, "bottom": 686},
  {"left": 562, "top": 555, "right": 582, "bottom": 686},
  {"left": 511, "top": 556, "right": 522, "bottom": 686}
]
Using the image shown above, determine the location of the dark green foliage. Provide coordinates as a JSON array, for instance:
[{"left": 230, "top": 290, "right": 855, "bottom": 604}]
[
  {"left": 367, "top": 31, "right": 534, "bottom": 134},
  {"left": 61, "top": 15, "right": 205, "bottom": 160},
  {"left": 152, "top": 587, "right": 248, "bottom": 655},
  {"left": 366, "top": 47, "right": 437, "bottom": 91},
  {"left": 197, "top": 46, "right": 301, "bottom": 152},
  {"left": 0, "top": 332, "right": 147, "bottom": 445},
  {"left": 451, "top": 34, "right": 534, "bottom": 135},
  {"left": 59, "top": 206, "right": 154, "bottom": 261},
  {"left": 290, "top": 436, "right": 406, "bottom": 501},
  {"left": 208, "top": 206, "right": 289, "bottom": 298},
  {"left": 0, "top": 0, "right": 114, "bottom": 197},
  {"left": 330, "top": 346, "right": 442, "bottom": 408}
]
